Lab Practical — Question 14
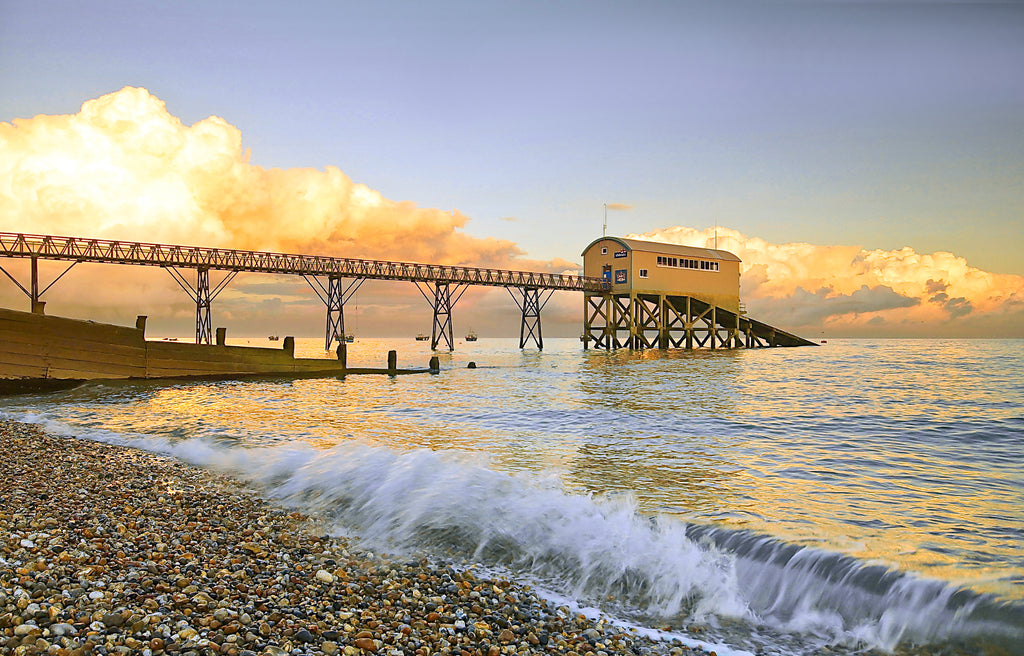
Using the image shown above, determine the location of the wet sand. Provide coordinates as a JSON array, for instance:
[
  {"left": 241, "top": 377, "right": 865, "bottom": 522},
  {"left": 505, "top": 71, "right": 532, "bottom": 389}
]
[{"left": 0, "top": 420, "right": 704, "bottom": 656}]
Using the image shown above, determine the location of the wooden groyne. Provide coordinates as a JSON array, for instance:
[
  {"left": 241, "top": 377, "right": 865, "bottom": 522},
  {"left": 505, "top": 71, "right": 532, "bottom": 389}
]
[{"left": 0, "top": 307, "right": 437, "bottom": 395}]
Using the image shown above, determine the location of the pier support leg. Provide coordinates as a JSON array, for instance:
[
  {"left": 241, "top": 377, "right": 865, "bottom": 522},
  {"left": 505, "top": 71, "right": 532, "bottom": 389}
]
[
  {"left": 30, "top": 257, "right": 41, "bottom": 314},
  {"left": 196, "top": 267, "right": 212, "bottom": 345},
  {"left": 0, "top": 256, "right": 79, "bottom": 315},
  {"left": 326, "top": 275, "right": 345, "bottom": 350},
  {"left": 413, "top": 282, "right": 467, "bottom": 351},
  {"left": 709, "top": 306, "right": 717, "bottom": 350},
  {"left": 628, "top": 293, "right": 637, "bottom": 349},
  {"left": 583, "top": 294, "right": 612, "bottom": 349},
  {"left": 520, "top": 288, "right": 543, "bottom": 350},
  {"left": 510, "top": 287, "right": 552, "bottom": 350},
  {"left": 166, "top": 266, "right": 238, "bottom": 345},
  {"left": 685, "top": 297, "right": 694, "bottom": 350},
  {"left": 659, "top": 295, "right": 669, "bottom": 349},
  {"left": 431, "top": 283, "right": 454, "bottom": 351},
  {"left": 582, "top": 296, "right": 590, "bottom": 350},
  {"left": 303, "top": 275, "right": 365, "bottom": 350}
]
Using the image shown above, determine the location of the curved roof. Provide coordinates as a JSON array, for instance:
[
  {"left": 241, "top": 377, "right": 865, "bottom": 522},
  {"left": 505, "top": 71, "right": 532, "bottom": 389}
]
[{"left": 581, "top": 236, "right": 741, "bottom": 262}]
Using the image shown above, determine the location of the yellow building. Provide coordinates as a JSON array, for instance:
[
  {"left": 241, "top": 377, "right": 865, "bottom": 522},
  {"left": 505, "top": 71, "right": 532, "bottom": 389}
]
[{"left": 582, "top": 236, "right": 741, "bottom": 313}]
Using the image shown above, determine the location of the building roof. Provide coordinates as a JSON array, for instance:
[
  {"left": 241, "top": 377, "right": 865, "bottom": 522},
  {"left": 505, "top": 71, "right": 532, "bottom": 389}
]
[{"left": 581, "top": 236, "right": 741, "bottom": 262}]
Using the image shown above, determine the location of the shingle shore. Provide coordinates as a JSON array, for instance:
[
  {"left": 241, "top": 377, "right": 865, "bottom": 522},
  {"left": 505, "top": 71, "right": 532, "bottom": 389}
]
[{"left": 1, "top": 420, "right": 707, "bottom": 656}]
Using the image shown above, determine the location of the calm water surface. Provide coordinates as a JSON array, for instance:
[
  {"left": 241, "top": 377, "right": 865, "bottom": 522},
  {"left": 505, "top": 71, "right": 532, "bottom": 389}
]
[{"left": 3, "top": 338, "right": 1022, "bottom": 655}]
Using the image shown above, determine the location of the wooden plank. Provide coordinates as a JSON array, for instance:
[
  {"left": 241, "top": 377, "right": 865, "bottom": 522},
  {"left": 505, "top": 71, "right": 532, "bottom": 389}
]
[
  {"left": 0, "top": 309, "right": 145, "bottom": 344},
  {"left": 0, "top": 332, "right": 147, "bottom": 360},
  {"left": 0, "top": 350, "right": 139, "bottom": 372},
  {"left": 0, "top": 362, "right": 49, "bottom": 378}
]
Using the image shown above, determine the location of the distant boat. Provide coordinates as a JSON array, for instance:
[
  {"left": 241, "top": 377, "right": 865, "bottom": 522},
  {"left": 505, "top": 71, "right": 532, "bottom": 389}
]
[
  {"left": 345, "top": 334, "right": 355, "bottom": 343},
  {"left": 162, "top": 337, "right": 178, "bottom": 342},
  {"left": 268, "top": 334, "right": 280, "bottom": 341},
  {"left": 465, "top": 330, "right": 478, "bottom": 342},
  {"left": 415, "top": 333, "right": 429, "bottom": 341}
]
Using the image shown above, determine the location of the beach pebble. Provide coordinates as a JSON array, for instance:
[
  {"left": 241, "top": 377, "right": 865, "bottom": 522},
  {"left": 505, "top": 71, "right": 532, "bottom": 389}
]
[
  {"left": 102, "top": 612, "right": 125, "bottom": 628},
  {"left": 0, "top": 419, "right": 707, "bottom": 656}
]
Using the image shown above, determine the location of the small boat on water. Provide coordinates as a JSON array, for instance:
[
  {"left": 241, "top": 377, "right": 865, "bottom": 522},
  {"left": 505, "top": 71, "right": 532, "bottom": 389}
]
[
  {"left": 465, "top": 330, "right": 478, "bottom": 342},
  {"left": 268, "top": 334, "right": 279, "bottom": 341},
  {"left": 415, "top": 333, "right": 429, "bottom": 341},
  {"left": 331, "top": 332, "right": 355, "bottom": 344}
]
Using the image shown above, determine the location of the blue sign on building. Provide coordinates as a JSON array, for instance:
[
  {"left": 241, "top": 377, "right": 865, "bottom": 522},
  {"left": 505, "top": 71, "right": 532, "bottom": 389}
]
[{"left": 614, "top": 269, "right": 627, "bottom": 284}]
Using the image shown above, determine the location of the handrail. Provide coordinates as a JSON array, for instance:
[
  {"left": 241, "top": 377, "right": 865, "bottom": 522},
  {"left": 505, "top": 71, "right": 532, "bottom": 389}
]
[{"left": 0, "top": 232, "right": 610, "bottom": 292}]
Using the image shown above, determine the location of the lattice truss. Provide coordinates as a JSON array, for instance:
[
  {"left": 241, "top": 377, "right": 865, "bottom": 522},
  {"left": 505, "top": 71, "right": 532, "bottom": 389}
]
[
  {"left": 583, "top": 293, "right": 806, "bottom": 350},
  {"left": 0, "top": 232, "right": 608, "bottom": 349}
]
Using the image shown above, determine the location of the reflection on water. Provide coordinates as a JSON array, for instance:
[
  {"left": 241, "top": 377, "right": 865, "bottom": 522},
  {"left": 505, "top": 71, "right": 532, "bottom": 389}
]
[{"left": 2, "top": 337, "right": 1023, "bottom": 650}]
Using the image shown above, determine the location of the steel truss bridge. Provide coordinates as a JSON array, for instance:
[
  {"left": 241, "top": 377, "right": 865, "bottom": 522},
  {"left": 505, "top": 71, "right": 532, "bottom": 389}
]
[{"left": 0, "top": 231, "right": 608, "bottom": 350}]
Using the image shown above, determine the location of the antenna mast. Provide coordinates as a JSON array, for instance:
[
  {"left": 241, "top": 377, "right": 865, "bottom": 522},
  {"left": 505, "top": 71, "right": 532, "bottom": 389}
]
[{"left": 603, "top": 204, "right": 607, "bottom": 237}]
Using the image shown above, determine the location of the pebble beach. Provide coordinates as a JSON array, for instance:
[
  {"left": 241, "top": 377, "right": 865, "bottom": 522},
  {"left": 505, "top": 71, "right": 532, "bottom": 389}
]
[{"left": 0, "top": 419, "right": 704, "bottom": 656}]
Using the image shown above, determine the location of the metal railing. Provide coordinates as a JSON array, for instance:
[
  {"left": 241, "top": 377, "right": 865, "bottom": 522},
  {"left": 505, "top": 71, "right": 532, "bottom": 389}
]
[{"left": 0, "top": 232, "right": 609, "bottom": 292}]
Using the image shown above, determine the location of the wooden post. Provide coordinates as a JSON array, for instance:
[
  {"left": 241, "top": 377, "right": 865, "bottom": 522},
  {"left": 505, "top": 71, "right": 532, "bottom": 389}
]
[
  {"left": 215, "top": 327, "right": 227, "bottom": 346},
  {"left": 658, "top": 295, "right": 668, "bottom": 349},
  {"left": 387, "top": 350, "right": 397, "bottom": 374},
  {"left": 710, "top": 306, "right": 717, "bottom": 350}
]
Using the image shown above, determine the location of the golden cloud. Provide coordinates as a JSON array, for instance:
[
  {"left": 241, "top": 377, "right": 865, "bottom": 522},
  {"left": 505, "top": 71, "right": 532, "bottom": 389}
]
[
  {"left": 0, "top": 87, "right": 568, "bottom": 334},
  {"left": 0, "top": 86, "right": 525, "bottom": 266},
  {"left": 628, "top": 226, "right": 1024, "bottom": 337}
]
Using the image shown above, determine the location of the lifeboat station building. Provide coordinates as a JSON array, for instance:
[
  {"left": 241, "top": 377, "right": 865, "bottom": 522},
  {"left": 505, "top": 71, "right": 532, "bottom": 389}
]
[{"left": 581, "top": 236, "right": 812, "bottom": 350}]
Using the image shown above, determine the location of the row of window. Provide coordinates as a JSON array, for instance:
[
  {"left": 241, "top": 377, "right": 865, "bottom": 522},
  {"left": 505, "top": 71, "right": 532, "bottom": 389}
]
[{"left": 656, "top": 256, "right": 719, "bottom": 271}]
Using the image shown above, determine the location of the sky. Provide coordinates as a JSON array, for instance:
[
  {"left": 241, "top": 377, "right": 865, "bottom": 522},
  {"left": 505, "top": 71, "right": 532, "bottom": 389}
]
[{"left": 1, "top": 0, "right": 1022, "bottom": 338}]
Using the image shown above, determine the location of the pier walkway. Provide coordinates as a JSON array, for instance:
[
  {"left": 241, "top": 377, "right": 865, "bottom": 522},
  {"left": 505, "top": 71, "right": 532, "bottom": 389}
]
[{"left": 0, "top": 231, "right": 605, "bottom": 350}]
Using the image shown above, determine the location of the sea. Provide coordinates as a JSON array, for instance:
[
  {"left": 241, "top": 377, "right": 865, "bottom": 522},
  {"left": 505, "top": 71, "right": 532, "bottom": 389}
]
[{"left": 2, "top": 337, "right": 1022, "bottom": 656}]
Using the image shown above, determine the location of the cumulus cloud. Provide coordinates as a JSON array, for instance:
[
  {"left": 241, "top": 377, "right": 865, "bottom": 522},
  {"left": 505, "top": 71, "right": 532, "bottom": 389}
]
[
  {"left": 628, "top": 225, "right": 1024, "bottom": 337},
  {"left": 766, "top": 285, "right": 920, "bottom": 326},
  {"left": 0, "top": 87, "right": 526, "bottom": 265},
  {"left": 0, "top": 87, "right": 567, "bottom": 334}
]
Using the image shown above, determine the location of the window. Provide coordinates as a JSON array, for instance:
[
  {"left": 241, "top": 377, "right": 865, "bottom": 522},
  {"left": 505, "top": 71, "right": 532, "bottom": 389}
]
[
  {"left": 639, "top": 268, "right": 648, "bottom": 278},
  {"left": 601, "top": 247, "right": 607, "bottom": 254},
  {"left": 654, "top": 254, "right": 720, "bottom": 271}
]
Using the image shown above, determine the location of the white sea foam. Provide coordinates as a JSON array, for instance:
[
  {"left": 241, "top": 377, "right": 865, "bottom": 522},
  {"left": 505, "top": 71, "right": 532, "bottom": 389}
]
[{"left": 5, "top": 410, "right": 1022, "bottom": 655}]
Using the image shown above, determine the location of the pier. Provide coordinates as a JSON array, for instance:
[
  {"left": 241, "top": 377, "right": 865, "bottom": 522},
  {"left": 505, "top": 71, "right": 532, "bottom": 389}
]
[
  {"left": 0, "top": 231, "right": 814, "bottom": 352},
  {"left": 583, "top": 293, "right": 814, "bottom": 349}
]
